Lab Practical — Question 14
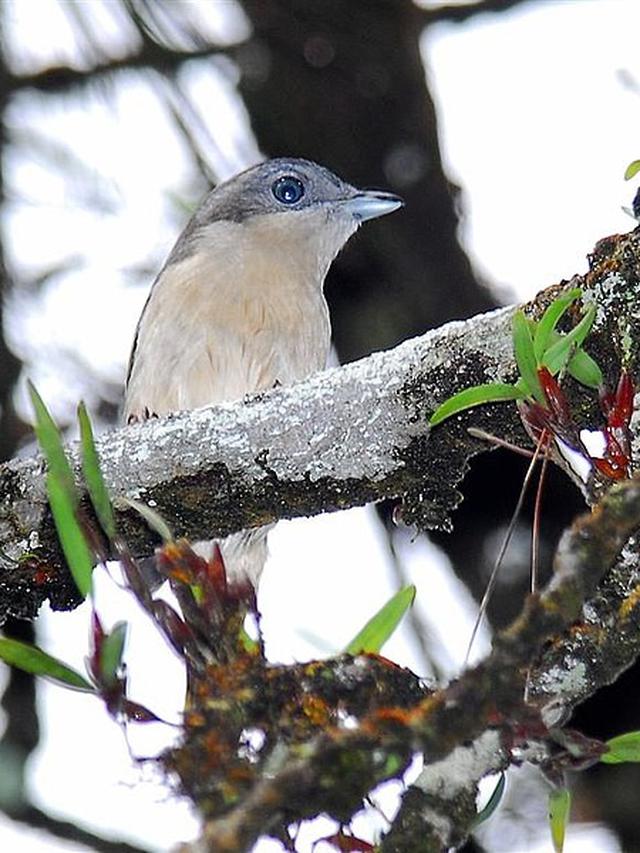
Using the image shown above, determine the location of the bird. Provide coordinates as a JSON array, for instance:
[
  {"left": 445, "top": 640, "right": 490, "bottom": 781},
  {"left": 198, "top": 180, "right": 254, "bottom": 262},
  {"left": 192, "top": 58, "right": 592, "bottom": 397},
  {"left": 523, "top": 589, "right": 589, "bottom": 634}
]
[{"left": 124, "top": 157, "right": 403, "bottom": 587}]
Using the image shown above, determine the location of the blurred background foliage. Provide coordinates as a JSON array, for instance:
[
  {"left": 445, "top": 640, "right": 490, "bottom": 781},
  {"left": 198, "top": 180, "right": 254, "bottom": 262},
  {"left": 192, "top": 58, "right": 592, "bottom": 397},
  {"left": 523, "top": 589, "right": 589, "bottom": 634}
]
[{"left": 0, "top": 1, "right": 638, "bottom": 850}]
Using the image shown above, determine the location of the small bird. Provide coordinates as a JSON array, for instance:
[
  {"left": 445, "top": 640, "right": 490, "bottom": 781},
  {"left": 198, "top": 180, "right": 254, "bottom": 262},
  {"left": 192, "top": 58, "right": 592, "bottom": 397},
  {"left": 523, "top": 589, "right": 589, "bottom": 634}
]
[{"left": 124, "top": 157, "right": 402, "bottom": 586}]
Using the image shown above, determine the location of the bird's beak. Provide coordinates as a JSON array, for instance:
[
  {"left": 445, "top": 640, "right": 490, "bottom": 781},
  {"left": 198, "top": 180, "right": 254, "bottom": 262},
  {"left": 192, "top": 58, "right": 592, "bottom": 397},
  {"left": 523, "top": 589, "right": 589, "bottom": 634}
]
[{"left": 341, "top": 190, "right": 404, "bottom": 222}]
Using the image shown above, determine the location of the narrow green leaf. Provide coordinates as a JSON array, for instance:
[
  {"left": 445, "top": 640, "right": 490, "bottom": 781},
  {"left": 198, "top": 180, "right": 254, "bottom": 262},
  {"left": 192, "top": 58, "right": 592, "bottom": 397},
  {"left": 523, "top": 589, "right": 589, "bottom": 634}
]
[
  {"left": 567, "top": 348, "right": 604, "bottom": 389},
  {"left": 512, "top": 310, "right": 544, "bottom": 403},
  {"left": 47, "top": 474, "right": 94, "bottom": 598},
  {"left": 239, "top": 626, "right": 260, "bottom": 655},
  {"left": 345, "top": 585, "right": 416, "bottom": 655},
  {"left": 0, "top": 637, "right": 94, "bottom": 692},
  {"left": 78, "top": 402, "right": 116, "bottom": 540},
  {"left": 28, "top": 382, "right": 76, "bottom": 504},
  {"left": 540, "top": 327, "right": 603, "bottom": 388},
  {"left": 429, "top": 383, "right": 526, "bottom": 427},
  {"left": 29, "top": 382, "right": 93, "bottom": 596},
  {"left": 471, "top": 773, "right": 506, "bottom": 828},
  {"left": 542, "top": 306, "right": 596, "bottom": 375},
  {"left": 624, "top": 160, "right": 640, "bottom": 181},
  {"left": 533, "top": 289, "right": 582, "bottom": 362},
  {"left": 116, "top": 497, "right": 173, "bottom": 542},
  {"left": 189, "top": 583, "right": 204, "bottom": 605},
  {"left": 382, "top": 753, "right": 404, "bottom": 776},
  {"left": 549, "top": 787, "right": 571, "bottom": 853},
  {"left": 100, "top": 621, "right": 127, "bottom": 686},
  {"left": 601, "top": 730, "right": 640, "bottom": 764}
]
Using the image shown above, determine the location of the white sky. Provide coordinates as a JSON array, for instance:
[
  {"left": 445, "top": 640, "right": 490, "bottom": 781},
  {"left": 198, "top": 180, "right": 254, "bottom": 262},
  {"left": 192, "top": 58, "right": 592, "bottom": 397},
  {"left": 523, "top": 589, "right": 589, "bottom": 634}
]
[
  {"left": 2, "top": 0, "right": 639, "bottom": 851},
  {"left": 424, "top": 0, "right": 640, "bottom": 300}
]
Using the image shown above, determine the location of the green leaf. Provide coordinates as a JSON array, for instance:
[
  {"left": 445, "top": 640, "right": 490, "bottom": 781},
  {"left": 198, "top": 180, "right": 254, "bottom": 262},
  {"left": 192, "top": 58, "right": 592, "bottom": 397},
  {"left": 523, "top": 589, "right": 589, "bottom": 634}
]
[
  {"left": 513, "top": 376, "right": 530, "bottom": 395},
  {"left": 512, "top": 310, "right": 544, "bottom": 403},
  {"left": 624, "top": 160, "right": 640, "bottom": 181},
  {"left": 429, "top": 383, "right": 526, "bottom": 427},
  {"left": 29, "top": 383, "right": 94, "bottom": 597},
  {"left": 239, "top": 626, "right": 260, "bottom": 655},
  {"left": 539, "top": 325, "right": 603, "bottom": 388},
  {"left": 47, "top": 474, "right": 94, "bottom": 598},
  {"left": 28, "top": 382, "right": 76, "bottom": 504},
  {"left": 567, "top": 347, "right": 603, "bottom": 389},
  {"left": 78, "top": 402, "right": 116, "bottom": 540},
  {"left": 116, "top": 497, "right": 173, "bottom": 543},
  {"left": 542, "top": 305, "right": 596, "bottom": 375},
  {"left": 382, "top": 752, "right": 404, "bottom": 776},
  {"left": 0, "top": 637, "right": 94, "bottom": 692},
  {"left": 549, "top": 787, "right": 571, "bottom": 853},
  {"left": 472, "top": 773, "right": 506, "bottom": 828},
  {"left": 345, "top": 585, "right": 416, "bottom": 655},
  {"left": 533, "top": 289, "right": 582, "bottom": 362},
  {"left": 100, "top": 621, "right": 128, "bottom": 686},
  {"left": 601, "top": 730, "right": 640, "bottom": 763}
]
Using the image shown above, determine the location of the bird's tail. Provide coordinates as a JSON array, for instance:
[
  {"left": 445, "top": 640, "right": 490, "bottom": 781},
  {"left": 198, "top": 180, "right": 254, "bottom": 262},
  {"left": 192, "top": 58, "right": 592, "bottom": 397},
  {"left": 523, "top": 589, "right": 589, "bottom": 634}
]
[{"left": 193, "top": 526, "right": 271, "bottom": 590}]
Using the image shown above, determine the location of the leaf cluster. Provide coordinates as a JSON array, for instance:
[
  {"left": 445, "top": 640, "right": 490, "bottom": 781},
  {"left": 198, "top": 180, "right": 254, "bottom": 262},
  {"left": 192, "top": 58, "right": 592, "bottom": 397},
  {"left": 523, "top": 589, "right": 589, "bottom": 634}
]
[{"left": 430, "top": 289, "right": 602, "bottom": 427}]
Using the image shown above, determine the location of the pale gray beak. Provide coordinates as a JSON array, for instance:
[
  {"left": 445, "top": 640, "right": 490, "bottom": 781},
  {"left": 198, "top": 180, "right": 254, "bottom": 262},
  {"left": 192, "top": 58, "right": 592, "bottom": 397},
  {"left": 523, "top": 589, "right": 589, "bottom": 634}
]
[{"left": 341, "top": 190, "right": 404, "bottom": 222}]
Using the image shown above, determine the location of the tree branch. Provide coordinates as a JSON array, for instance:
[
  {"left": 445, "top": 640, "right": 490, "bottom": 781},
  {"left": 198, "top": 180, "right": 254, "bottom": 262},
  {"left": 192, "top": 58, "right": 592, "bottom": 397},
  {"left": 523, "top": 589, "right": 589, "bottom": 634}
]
[
  {"left": 3, "top": 803, "right": 150, "bottom": 853},
  {"left": 1, "top": 227, "right": 640, "bottom": 624},
  {"left": 382, "top": 472, "right": 640, "bottom": 849},
  {"left": 1, "top": 223, "right": 640, "bottom": 845},
  {"left": 9, "top": 42, "right": 227, "bottom": 95},
  {"left": 420, "top": 0, "right": 540, "bottom": 26},
  {"left": 176, "top": 474, "right": 640, "bottom": 851},
  {"left": 0, "top": 301, "right": 519, "bottom": 618}
]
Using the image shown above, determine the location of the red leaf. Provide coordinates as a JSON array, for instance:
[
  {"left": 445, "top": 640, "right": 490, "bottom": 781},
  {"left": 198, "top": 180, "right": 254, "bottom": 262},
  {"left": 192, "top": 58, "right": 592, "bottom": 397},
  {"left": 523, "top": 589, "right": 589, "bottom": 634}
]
[
  {"left": 538, "top": 366, "right": 571, "bottom": 425},
  {"left": 611, "top": 371, "right": 635, "bottom": 427},
  {"left": 318, "top": 833, "right": 375, "bottom": 852},
  {"left": 88, "top": 610, "right": 106, "bottom": 682},
  {"left": 121, "top": 699, "right": 165, "bottom": 723}
]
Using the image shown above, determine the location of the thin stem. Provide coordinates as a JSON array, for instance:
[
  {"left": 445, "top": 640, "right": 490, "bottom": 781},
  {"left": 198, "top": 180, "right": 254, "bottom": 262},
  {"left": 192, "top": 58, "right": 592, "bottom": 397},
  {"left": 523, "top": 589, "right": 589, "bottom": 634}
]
[
  {"left": 531, "top": 441, "right": 550, "bottom": 594},
  {"left": 467, "top": 427, "right": 536, "bottom": 459},
  {"left": 524, "top": 433, "right": 551, "bottom": 703},
  {"left": 464, "top": 432, "right": 547, "bottom": 666}
]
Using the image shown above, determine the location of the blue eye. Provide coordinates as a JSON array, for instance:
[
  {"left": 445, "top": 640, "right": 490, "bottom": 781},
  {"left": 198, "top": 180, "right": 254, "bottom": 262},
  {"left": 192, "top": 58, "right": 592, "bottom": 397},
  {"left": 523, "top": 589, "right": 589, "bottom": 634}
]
[{"left": 272, "top": 175, "right": 305, "bottom": 205}]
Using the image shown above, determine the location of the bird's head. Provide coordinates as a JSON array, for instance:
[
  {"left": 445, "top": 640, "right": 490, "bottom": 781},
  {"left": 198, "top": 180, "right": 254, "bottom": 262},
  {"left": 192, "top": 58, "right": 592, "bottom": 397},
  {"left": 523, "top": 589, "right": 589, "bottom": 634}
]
[{"left": 169, "top": 158, "right": 403, "bottom": 276}]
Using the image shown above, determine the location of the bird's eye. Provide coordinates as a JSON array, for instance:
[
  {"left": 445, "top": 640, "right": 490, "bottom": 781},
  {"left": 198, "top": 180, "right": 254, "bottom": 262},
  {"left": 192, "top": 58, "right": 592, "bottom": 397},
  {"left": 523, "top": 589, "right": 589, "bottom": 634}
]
[{"left": 272, "top": 175, "right": 305, "bottom": 205}]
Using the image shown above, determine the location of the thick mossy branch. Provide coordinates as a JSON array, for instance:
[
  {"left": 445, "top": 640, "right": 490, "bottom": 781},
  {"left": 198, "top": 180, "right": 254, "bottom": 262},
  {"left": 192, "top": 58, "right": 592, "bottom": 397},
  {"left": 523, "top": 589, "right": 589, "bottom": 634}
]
[
  {"left": 176, "top": 476, "right": 640, "bottom": 852},
  {"left": 1, "top": 227, "right": 640, "bottom": 848},
  {"left": 1, "top": 303, "right": 520, "bottom": 619},
  {"left": 0, "top": 229, "right": 639, "bottom": 618}
]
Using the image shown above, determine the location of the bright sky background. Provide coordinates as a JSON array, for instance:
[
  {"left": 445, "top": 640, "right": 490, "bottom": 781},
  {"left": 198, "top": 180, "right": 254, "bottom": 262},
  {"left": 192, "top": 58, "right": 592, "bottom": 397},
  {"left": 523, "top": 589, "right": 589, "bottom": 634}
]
[{"left": 1, "top": 0, "right": 639, "bottom": 851}]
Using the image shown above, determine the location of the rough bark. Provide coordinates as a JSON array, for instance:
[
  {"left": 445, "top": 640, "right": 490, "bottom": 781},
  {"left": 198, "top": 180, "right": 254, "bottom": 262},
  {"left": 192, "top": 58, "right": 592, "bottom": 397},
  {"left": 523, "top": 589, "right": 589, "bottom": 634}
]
[
  {"left": 179, "top": 474, "right": 640, "bottom": 851},
  {"left": 0, "top": 299, "right": 517, "bottom": 618},
  {"left": 1, "top": 226, "right": 640, "bottom": 850},
  {"left": 1, "top": 227, "right": 639, "bottom": 619}
]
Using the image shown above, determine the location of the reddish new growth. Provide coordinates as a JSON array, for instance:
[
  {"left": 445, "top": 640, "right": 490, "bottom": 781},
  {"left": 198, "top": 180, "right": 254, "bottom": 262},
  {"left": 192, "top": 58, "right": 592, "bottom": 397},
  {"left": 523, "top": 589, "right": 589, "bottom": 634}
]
[
  {"left": 88, "top": 609, "right": 161, "bottom": 723},
  {"left": 155, "top": 540, "right": 259, "bottom": 666},
  {"left": 520, "top": 367, "right": 635, "bottom": 482},
  {"left": 519, "top": 366, "right": 575, "bottom": 453},
  {"left": 314, "top": 831, "right": 375, "bottom": 852},
  {"left": 596, "top": 371, "right": 635, "bottom": 480},
  {"left": 151, "top": 539, "right": 427, "bottom": 839}
]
